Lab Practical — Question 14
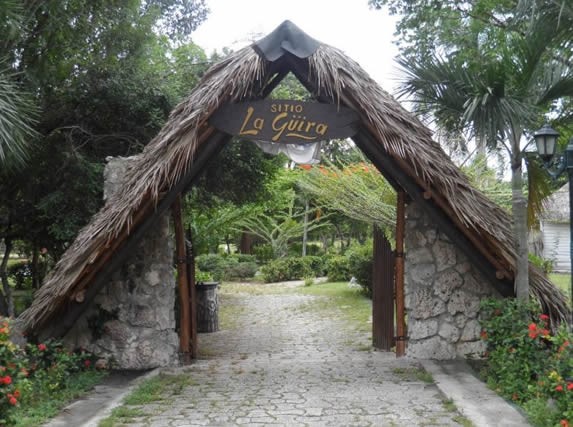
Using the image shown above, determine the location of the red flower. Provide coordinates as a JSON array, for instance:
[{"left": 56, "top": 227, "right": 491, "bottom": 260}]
[
  {"left": 539, "top": 314, "right": 549, "bottom": 321},
  {"left": 567, "top": 383, "right": 573, "bottom": 391},
  {"left": 561, "top": 420, "right": 569, "bottom": 427},
  {"left": 13, "top": 389, "right": 20, "bottom": 398},
  {"left": 556, "top": 385, "right": 564, "bottom": 392},
  {"left": 480, "top": 330, "right": 487, "bottom": 340},
  {"left": 84, "top": 360, "right": 91, "bottom": 368},
  {"left": 2, "top": 376, "right": 12, "bottom": 385},
  {"left": 8, "top": 395, "right": 17, "bottom": 406},
  {"left": 37, "top": 343, "right": 47, "bottom": 351},
  {"left": 541, "top": 329, "right": 550, "bottom": 336},
  {"left": 528, "top": 323, "right": 537, "bottom": 331},
  {"left": 528, "top": 331, "right": 538, "bottom": 339}
]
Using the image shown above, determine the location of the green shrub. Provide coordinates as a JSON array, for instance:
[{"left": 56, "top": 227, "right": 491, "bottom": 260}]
[
  {"left": 195, "top": 269, "right": 213, "bottom": 283},
  {"left": 528, "top": 253, "right": 553, "bottom": 275},
  {"left": 195, "top": 254, "right": 259, "bottom": 281},
  {"left": 480, "top": 298, "right": 573, "bottom": 426},
  {"left": 288, "top": 242, "right": 323, "bottom": 257},
  {"left": 252, "top": 244, "right": 274, "bottom": 264},
  {"left": 232, "top": 254, "right": 257, "bottom": 263},
  {"left": 326, "top": 256, "right": 351, "bottom": 282},
  {"left": 346, "top": 242, "right": 373, "bottom": 297},
  {"left": 223, "top": 262, "right": 258, "bottom": 280},
  {"left": 260, "top": 256, "right": 324, "bottom": 283},
  {"left": 0, "top": 318, "right": 101, "bottom": 425}
]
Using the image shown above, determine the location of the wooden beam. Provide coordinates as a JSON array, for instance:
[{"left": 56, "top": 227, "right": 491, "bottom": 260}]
[
  {"left": 395, "top": 191, "right": 407, "bottom": 357},
  {"left": 372, "top": 225, "right": 395, "bottom": 350},
  {"left": 172, "top": 194, "right": 191, "bottom": 364},
  {"left": 186, "top": 225, "right": 198, "bottom": 359},
  {"left": 41, "top": 131, "right": 232, "bottom": 339}
]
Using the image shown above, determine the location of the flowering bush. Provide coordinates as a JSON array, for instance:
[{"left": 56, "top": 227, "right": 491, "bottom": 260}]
[
  {"left": 480, "top": 299, "right": 573, "bottom": 426},
  {"left": 0, "top": 317, "right": 98, "bottom": 425}
]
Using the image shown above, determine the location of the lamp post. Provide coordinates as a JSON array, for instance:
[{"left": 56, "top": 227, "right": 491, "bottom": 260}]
[{"left": 533, "top": 124, "right": 573, "bottom": 328}]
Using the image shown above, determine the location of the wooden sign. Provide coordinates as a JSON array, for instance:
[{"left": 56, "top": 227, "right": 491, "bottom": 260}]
[{"left": 209, "top": 100, "right": 359, "bottom": 144}]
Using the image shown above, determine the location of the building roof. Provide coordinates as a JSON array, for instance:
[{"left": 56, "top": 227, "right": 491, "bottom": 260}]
[{"left": 542, "top": 183, "right": 570, "bottom": 223}]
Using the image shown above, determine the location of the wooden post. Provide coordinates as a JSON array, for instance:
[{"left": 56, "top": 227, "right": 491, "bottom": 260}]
[
  {"left": 395, "top": 190, "right": 407, "bottom": 357},
  {"left": 186, "top": 225, "right": 198, "bottom": 359},
  {"left": 172, "top": 194, "right": 191, "bottom": 364},
  {"left": 372, "top": 225, "right": 395, "bottom": 350}
]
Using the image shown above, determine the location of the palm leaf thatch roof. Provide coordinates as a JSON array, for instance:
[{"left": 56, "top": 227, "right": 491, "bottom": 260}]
[
  {"left": 542, "top": 183, "right": 570, "bottom": 223},
  {"left": 20, "top": 21, "right": 570, "bottom": 335}
]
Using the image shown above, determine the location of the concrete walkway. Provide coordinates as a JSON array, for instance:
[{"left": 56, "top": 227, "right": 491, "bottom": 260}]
[{"left": 52, "top": 282, "right": 530, "bottom": 426}]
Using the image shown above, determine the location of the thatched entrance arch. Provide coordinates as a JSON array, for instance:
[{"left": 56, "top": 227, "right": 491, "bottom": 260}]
[{"left": 20, "top": 21, "right": 569, "bottom": 361}]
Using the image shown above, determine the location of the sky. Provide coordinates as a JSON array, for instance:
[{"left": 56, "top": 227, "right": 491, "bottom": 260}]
[{"left": 192, "top": 0, "right": 401, "bottom": 92}]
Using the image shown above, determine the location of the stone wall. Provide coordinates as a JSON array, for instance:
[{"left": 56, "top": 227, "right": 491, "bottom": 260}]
[
  {"left": 63, "top": 156, "right": 179, "bottom": 369},
  {"left": 404, "top": 201, "right": 500, "bottom": 359}
]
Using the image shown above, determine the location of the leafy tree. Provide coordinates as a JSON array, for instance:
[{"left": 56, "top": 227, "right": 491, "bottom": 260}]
[
  {"left": 374, "top": 0, "right": 573, "bottom": 301},
  {"left": 0, "top": 0, "right": 210, "bottom": 314},
  {"left": 297, "top": 159, "right": 396, "bottom": 240}
]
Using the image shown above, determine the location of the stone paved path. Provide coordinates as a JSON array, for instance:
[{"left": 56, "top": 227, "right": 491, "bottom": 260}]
[{"left": 121, "top": 284, "right": 469, "bottom": 426}]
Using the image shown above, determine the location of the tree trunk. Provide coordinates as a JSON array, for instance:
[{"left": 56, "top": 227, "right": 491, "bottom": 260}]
[
  {"left": 0, "top": 237, "right": 15, "bottom": 317},
  {"left": 31, "top": 244, "right": 40, "bottom": 289},
  {"left": 302, "top": 199, "right": 309, "bottom": 257},
  {"left": 239, "top": 232, "right": 252, "bottom": 254},
  {"left": 510, "top": 135, "right": 529, "bottom": 301}
]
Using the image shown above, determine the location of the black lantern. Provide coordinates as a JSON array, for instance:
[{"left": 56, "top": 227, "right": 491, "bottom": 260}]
[{"left": 533, "top": 123, "right": 560, "bottom": 162}]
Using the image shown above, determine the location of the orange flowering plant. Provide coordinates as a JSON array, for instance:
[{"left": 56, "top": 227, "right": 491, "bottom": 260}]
[{"left": 480, "top": 299, "right": 573, "bottom": 426}]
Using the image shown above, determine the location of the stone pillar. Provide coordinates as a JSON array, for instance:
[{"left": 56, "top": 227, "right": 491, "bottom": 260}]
[
  {"left": 404, "top": 201, "right": 500, "bottom": 359},
  {"left": 63, "top": 156, "right": 179, "bottom": 369}
]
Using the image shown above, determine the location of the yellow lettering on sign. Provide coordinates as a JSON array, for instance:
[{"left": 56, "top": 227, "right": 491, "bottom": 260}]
[{"left": 239, "top": 106, "right": 264, "bottom": 136}]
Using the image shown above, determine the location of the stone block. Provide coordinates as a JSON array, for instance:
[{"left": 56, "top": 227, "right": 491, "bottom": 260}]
[
  {"left": 447, "top": 289, "right": 480, "bottom": 318},
  {"left": 434, "top": 270, "right": 463, "bottom": 301},
  {"left": 432, "top": 240, "right": 456, "bottom": 272},
  {"left": 456, "top": 340, "right": 486, "bottom": 358},
  {"left": 408, "top": 319, "right": 438, "bottom": 340},
  {"left": 460, "top": 319, "right": 481, "bottom": 342},
  {"left": 438, "top": 321, "right": 460, "bottom": 342},
  {"left": 407, "top": 336, "right": 456, "bottom": 359},
  {"left": 411, "top": 289, "right": 445, "bottom": 319},
  {"left": 407, "top": 247, "right": 434, "bottom": 264},
  {"left": 408, "top": 264, "right": 436, "bottom": 286}
]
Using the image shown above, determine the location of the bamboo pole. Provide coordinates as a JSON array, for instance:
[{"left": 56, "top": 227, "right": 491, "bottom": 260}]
[
  {"left": 172, "top": 194, "right": 191, "bottom": 364},
  {"left": 395, "top": 190, "right": 406, "bottom": 357}
]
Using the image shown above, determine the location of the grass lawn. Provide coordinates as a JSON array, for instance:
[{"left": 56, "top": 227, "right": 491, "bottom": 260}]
[
  {"left": 8, "top": 370, "right": 107, "bottom": 427},
  {"left": 291, "top": 281, "right": 372, "bottom": 332},
  {"left": 549, "top": 273, "right": 571, "bottom": 302}
]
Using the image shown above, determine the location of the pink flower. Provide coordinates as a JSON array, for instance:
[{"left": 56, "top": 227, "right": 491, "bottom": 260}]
[
  {"left": 556, "top": 385, "right": 564, "bottom": 392},
  {"left": 37, "top": 343, "right": 47, "bottom": 351}
]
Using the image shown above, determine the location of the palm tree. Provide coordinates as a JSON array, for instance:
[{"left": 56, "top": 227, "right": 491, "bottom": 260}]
[
  {"left": 0, "top": 0, "right": 37, "bottom": 169},
  {"left": 397, "top": 5, "right": 573, "bottom": 301},
  {"left": 0, "top": 66, "right": 37, "bottom": 168}
]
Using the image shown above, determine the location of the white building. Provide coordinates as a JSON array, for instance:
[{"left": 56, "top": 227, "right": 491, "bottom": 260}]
[{"left": 541, "top": 184, "right": 571, "bottom": 272}]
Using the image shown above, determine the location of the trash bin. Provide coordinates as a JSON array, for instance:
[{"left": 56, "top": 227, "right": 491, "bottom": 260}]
[{"left": 196, "top": 281, "right": 219, "bottom": 333}]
